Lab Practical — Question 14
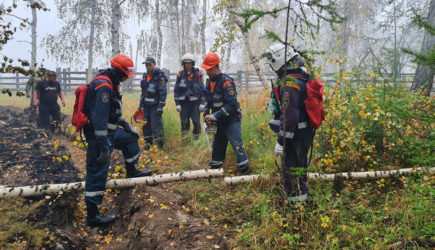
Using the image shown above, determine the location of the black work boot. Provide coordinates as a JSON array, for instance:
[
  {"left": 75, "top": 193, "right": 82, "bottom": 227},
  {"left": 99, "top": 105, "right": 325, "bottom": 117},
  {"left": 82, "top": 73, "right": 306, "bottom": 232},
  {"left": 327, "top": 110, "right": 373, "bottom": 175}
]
[
  {"left": 86, "top": 204, "right": 116, "bottom": 227},
  {"left": 126, "top": 163, "right": 152, "bottom": 178}
]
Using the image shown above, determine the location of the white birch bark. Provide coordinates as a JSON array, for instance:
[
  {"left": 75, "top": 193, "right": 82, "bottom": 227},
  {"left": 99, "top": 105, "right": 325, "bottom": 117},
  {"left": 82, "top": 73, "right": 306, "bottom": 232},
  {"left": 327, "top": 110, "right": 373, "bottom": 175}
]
[
  {"left": 87, "top": 0, "right": 96, "bottom": 82},
  {"left": 224, "top": 168, "right": 435, "bottom": 185},
  {"left": 0, "top": 169, "right": 224, "bottom": 198}
]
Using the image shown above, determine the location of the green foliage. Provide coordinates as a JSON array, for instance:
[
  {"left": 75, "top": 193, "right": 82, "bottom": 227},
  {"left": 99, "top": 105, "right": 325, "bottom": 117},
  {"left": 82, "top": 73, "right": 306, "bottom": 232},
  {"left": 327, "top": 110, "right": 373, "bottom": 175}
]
[
  {"left": 401, "top": 11, "right": 435, "bottom": 69},
  {"left": 230, "top": 8, "right": 284, "bottom": 33},
  {"left": 0, "top": 198, "right": 51, "bottom": 248},
  {"left": 169, "top": 81, "right": 433, "bottom": 248},
  {"left": 231, "top": 0, "right": 345, "bottom": 40},
  {"left": 412, "top": 11, "right": 435, "bottom": 36}
]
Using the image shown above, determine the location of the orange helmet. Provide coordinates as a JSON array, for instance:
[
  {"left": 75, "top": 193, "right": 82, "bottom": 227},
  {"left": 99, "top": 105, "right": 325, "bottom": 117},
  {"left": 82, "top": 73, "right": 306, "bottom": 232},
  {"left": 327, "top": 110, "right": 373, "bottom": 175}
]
[
  {"left": 201, "top": 52, "right": 220, "bottom": 70},
  {"left": 110, "top": 54, "right": 135, "bottom": 78}
]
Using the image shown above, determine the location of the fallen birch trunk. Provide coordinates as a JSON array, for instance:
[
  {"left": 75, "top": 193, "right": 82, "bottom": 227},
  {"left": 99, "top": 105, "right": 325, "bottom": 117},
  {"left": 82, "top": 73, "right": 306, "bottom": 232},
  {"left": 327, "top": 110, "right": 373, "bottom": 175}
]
[
  {"left": 0, "top": 168, "right": 224, "bottom": 198},
  {"left": 224, "top": 167, "right": 434, "bottom": 185}
]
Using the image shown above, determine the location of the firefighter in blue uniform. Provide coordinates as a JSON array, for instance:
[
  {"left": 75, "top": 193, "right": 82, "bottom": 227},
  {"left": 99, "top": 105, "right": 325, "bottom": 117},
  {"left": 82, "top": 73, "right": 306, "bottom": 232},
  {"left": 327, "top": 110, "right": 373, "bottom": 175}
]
[
  {"left": 265, "top": 43, "right": 314, "bottom": 202},
  {"left": 174, "top": 53, "right": 206, "bottom": 138},
  {"left": 138, "top": 56, "right": 168, "bottom": 149},
  {"left": 201, "top": 52, "right": 249, "bottom": 173},
  {"left": 83, "top": 54, "right": 151, "bottom": 227}
]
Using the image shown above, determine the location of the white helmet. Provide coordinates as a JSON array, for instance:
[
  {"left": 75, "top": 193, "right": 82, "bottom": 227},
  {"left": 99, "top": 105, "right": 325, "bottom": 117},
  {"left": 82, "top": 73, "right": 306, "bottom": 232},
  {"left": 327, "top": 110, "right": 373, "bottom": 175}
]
[
  {"left": 265, "top": 43, "right": 299, "bottom": 71},
  {"left": 181, "top": 53, "right": 195, "bottom": 64}
]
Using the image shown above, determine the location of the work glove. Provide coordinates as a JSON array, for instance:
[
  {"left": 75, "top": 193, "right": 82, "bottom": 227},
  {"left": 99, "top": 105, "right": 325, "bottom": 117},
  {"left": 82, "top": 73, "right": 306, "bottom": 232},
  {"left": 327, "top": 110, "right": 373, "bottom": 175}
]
[
  {"left": 274, "top": 142, "right": 283, "bottom": 156},
  {"left": 96, "top": 148, "right": 110, "bottom": 165},
  {"left": 176, "top": 105, "right": 181, "bottom": 112},
  {"left": 199, "top": 104, "right": 206, "bottom": 112}
]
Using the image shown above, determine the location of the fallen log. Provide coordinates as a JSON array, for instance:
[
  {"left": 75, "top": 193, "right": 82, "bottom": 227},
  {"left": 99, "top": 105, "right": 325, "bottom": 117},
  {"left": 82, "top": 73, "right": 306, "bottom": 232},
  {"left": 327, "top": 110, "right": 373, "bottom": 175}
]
[
  {"left": 224, "top": 167, "right": 434, "bottom": 185},
  {"left": 0, "top": 168, "right": 224, "bottom": 198}
]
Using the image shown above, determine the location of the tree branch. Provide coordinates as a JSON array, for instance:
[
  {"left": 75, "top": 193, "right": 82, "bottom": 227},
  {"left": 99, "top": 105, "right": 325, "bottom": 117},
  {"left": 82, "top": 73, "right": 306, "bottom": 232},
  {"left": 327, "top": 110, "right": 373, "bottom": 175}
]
[
  {"left": 17, "top": 40, "right": 32, "bottom": 44},
  {"left": 3, "top": 13, "right": 31, "bottom": 24}
]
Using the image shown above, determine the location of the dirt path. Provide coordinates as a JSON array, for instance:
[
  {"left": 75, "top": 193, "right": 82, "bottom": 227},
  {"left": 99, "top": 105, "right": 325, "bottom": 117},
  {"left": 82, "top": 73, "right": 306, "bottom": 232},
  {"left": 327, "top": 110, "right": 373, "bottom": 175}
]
[{"left": 0, "top": 106, "right": 229, "bottom": 249}]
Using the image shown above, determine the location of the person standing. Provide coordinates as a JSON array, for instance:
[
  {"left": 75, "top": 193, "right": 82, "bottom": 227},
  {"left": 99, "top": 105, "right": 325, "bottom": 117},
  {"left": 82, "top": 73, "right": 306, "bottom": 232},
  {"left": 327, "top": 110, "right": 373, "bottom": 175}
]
[
  {"left": 265, "top": 43, "right": 315, "bottom": 202},
  {"left": 33, "top": 71, "right": 66, "bottom": 132},
  {"left": 138, "top": 57, "right": 168, "bottom": 149},
  {"left": 201, "top": 52, "right": 249, "bottom": 173},
  {"left": 174, "top": 53, "right": 206, "bottom": 138}
]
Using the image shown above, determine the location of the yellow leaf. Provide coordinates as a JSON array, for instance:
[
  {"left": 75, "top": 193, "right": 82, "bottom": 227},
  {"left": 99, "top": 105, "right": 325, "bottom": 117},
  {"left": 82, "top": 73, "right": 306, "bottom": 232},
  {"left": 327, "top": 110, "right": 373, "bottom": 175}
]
[
  {"left": 57, "top": 157, "right": 62, "bottom": 163},
  {"left": 160, "top": 204, "right": 168, "bottom": 210},
  {"left": 148, "top": 214, "right": 154, "bottom": 218},
  {"left": 183, "top": 207, "right": 190, "bottom": 213},
  {"left": 168, "top": 229, "right": 173, "bottom": 235},
  {"left": 116, "top": 237, "right": 122, "bottom": 242},
  {"left": 62, "top": 155, "right": 69, "bottom": 161},
  {"left": 179, "top": 225, "right": 184, "bottom": 229}
]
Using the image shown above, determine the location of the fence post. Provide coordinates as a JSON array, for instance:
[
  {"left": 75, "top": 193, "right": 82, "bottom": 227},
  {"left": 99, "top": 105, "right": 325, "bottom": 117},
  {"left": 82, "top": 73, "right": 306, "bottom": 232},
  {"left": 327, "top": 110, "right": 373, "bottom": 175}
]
[
  {"left": 67, "top": 67, "right": 71, "bottom": 91},
  {"left": 62, "top": 68, "right": 67, "bottom": 91},
  {"left": 244, "top": 72, "right": 249, "bottom": 92},
  {"left": 16, "top": 72, "right": 20, "bottom": 91},
  {"left": 236, "top": 71, "right": 243, "bottom": 84}
]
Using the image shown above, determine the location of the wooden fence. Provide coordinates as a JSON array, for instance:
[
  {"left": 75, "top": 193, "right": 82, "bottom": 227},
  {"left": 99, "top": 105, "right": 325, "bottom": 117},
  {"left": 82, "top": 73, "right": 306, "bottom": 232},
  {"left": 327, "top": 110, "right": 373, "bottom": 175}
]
[{"left": 0, "top": 68, "right": 418, "bottom": 93}]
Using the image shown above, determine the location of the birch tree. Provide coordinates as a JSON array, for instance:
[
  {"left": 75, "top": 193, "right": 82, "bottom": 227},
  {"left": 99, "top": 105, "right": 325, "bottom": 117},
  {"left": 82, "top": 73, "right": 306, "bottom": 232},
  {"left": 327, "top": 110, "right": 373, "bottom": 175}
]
[
  {"left": 42, "top": 0, "right": 109, "bottom": 77},
  {"left": 29, "top": 0, "right": 37, "bottom": 69},
  {"left": 201, "top": 0, "right": 207, "bottom": 56}
]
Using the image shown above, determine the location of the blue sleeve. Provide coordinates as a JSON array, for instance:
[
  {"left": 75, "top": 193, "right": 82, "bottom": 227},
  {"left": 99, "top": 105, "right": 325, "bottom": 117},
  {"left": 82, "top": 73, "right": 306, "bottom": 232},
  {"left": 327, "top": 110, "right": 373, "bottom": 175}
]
[
  {"left": 213, "top": 81, "right": 239, "bottom": 119},
  {"left": 157, "top": 74, "right": 168, "bottom": 111},
  {"left": 91, "top": 85, "right": 111, "bottom": 149},
  {"left": 174, "top": 73, "right": 181, "bottom": 106}
]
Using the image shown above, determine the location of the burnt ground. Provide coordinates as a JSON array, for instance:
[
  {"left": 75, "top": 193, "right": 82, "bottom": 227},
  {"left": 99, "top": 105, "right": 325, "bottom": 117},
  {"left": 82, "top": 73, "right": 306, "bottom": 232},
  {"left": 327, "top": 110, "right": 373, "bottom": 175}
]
[{"left": 0, "top": 106, "right": 229, "bottom": 249}]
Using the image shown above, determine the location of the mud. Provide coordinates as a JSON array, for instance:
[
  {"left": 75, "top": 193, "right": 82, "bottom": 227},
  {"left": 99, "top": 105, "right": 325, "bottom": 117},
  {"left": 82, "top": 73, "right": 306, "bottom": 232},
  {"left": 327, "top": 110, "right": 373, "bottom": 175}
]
[{"left": 0, "top": 106, "right": 229, "bottom": 249}]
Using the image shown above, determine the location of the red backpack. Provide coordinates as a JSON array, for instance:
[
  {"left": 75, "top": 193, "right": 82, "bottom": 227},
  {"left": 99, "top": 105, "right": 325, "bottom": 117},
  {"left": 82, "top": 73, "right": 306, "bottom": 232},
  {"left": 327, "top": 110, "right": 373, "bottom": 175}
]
[
  {"left": 304, "top": 78, "right": 325, "bottom": 129},
  {"left": 288, "top": 74, "right": 325, "bottom": 129},
  {"left": 72, "top": 75, "right": 113, "bottom": 130}
]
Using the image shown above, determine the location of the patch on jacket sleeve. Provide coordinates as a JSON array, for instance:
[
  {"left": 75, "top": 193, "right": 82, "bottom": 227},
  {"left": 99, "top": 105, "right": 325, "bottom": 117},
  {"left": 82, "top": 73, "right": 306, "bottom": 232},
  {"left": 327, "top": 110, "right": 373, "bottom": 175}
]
[
  {"left": 226, "top": 83, "right": 234, "bottom": 96},
  {"left": 282, "top": 91, "right": 290, "bottom": 109},
  {"left": 160, "top": 76, "right": 166, "bottom": 87},
  {"left": 101, "top": 92, "right": 110, "bottom": 104}
]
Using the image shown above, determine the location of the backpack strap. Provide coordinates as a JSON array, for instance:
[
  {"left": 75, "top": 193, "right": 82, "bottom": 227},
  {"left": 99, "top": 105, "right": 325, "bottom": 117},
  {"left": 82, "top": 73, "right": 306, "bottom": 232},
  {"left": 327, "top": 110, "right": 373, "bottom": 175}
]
[
  {"left": 287, "top": 73, "right": 308, "bottom": 81},
  {"left": 179, "top": 69, "right": 201, "bottom": 82},
  {"left": 90, "top": 75, "right": 113, "bottom": 91}
]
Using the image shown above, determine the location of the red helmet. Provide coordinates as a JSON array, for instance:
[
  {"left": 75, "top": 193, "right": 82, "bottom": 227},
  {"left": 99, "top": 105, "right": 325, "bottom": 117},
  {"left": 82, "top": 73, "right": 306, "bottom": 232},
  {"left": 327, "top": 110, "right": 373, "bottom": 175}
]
[
  {"left": 110, "top": 54, "right": 135, "bottom": 78},
  {"left": 201, "top": 52, "right": 220, "bottom": 70}
]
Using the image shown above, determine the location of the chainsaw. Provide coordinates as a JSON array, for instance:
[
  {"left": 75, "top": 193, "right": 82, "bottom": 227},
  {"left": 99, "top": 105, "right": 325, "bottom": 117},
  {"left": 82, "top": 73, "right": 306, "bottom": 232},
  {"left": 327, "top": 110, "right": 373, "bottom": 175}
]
[{"left": 204, "top": 114, "right": 217, "bottom": 134}]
